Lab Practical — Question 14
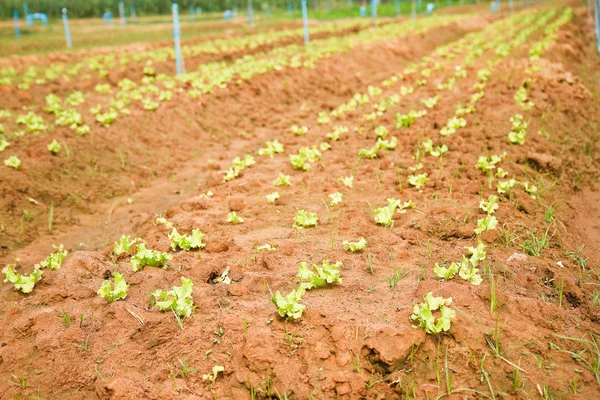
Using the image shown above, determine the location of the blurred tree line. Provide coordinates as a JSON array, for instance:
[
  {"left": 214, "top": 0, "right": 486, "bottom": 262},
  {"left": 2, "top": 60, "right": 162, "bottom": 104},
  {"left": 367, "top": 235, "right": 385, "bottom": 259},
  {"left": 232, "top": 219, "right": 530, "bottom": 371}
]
[{"left": 0, "top": 0, "right": 371, "bottom": 19}]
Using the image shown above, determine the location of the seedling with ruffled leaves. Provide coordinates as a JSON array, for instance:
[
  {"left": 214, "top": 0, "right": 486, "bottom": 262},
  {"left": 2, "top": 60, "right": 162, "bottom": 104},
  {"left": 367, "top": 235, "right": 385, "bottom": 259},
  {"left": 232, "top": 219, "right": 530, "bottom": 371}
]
[
  {"left": 411, "top": 292, "right": 456, "bottom": 335},
  {"left": 98, "top": 272, "right": 129, "bottom": 303}
]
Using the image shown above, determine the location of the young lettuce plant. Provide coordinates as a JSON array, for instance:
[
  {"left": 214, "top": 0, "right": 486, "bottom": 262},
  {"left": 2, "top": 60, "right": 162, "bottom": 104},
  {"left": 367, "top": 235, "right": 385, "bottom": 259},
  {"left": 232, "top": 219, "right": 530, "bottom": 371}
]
[
  {"left": 113, "top": 235, "right": 139, "bottom": 256},
  {"left": 168, "top": 229, "right": 206, "bottom": 251},
  {"left": 39, "top": 245, "right": 67, "bottom": 270},
  {"left": 290, "top": 146, "right": 321, "bottom": 171},
  {"left": 47, "top": 140, "right": 61, "bottom": 154},
  {"left": 329, "top": 192, "right": 343, "bottom": 206},
  {"left": 2, "top": 260, "right": 43, "bottom": 293},
  {"left": 339, "top": 176, "right": 354, "bottom": 188},
  {"left": 479, "top": 195, "right": 500, "bottom": 215},
  {"left": 272, "top": 287, "right": 305, "bottom": 320},
  {"left": 266, "top": 192, "right": 280, "bottom": 204},
  {"left": 273, "top": 173, "right": 291, "bottom": 187},
  {"left": 97, "top": 272, "right": 129, "bottom": 303},
  {"left": 410, "top": 292, "right": 456, "bottom": 335},
  {"left": 497, "top": 179, "right": 518, "bottom": 194},
  {"left": 297, "top": 260, "right": 343, "bottom": 290},
  {"left": 408, "top": 173, "right": 429, "bottom": 189},
  {"left": 226, "top": 211, "right": 244, "bottom": 224},
  {"left": 257, "top": 140, "right": 284, "bottom": 158},
  {"left": 293, "top": 210, "right": 318, "bottom": 229},
  {"left": 290, "top": 125, "right": 308, "bottom": 136},
  {"left": 4, "top": 155, "right": 21, "bottom": 169},
  {"left": 130, "top": 243, "right": 172, "bottom": 272},
  {"left": 151, "top": 277, "right": 195, "bottom": 318},
  {"left": 342, "top": 237, "right": 367, "bottom": 252},
  {"left": 475, "top": 215, "right": 498, "bottom": 235},
  {"left": 317, "top": 112, "right": 330, "bottom": 125}
]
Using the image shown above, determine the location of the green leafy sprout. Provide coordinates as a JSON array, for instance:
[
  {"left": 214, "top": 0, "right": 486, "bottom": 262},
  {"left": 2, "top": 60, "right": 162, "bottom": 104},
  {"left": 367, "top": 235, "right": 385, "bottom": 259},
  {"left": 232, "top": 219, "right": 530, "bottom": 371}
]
[
  {"left": 130, "top": 243, "right": 172, "bottom": 272},
  {"left": 168, "top": 228, "right": 206, "bottom": 251},
  {"left": 293, "top": 210, "right": 318, "bottom": 229},
  {"left": 3, "top": 259, "right": 43, "bottom": 293},
  {"left": 97, "top": 272, "right": 130, "bottom": 303},
  {"left": 272, "top": 287, "right": 305, "bottom": 320},
  {"left": 297, "top": 260, "right": 343, "bottom": 290},
  {"left": 226, "top": 211, "right": 244, "bottom": 224},
  {"left": 151, "top": 277, "right": 195, "bottom": 318},
  {"left": 342, "top": 237, "right": 367, "bottom": 252},
  {"left": 410, "top": 292, "right": 456, "bottom": 335}
]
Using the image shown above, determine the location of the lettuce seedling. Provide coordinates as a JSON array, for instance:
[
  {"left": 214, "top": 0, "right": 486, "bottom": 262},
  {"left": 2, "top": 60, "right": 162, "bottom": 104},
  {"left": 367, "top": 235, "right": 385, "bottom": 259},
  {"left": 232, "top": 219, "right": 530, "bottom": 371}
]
[
  {"left": 358, "top": 146, "right": 378, "bottom": 159},
  {"left": 0, "top": 138, "right": 10, "bottom": 152},
  {"left": 169, "top": 228, "right": 206, "bottom": 251},
  {"left": 497, "top": 179, "right": 518, "bottom": 194},
  {"left": 326, "top": 125, "right": 348, "bottom": 141},
  {"left": 47, "top": 139, "right": 61, "bottom": 154},
  {"left": 258, "top": 140, "right": 284, "bottom": 158},
  {"left": 434, "top": 262, "right": 459, "bottom": 280},
  {"left": 4, "top": 155, "right": 21, "bottom": 169},
  {"left": 523, "top": 182, "right": 537, "bottom": 198},
  {"left": 290, "top": 125, "right": 308, "bottom": 136},
  {"left": 0, "top": 109, "right": 11, "bottom": 119},
  {"left": 514, "top": 87, "right": 534, "bottom": 110},
  {"left": 96, "top": 109, "right": 118, "bottom": 126},
  {"left": 374, "top": 125, "right": 388, "bottom": 139},
  {"left": 272, "top": 287, "right": 305, "bottom": 319},
  {"left": 475, "top": 215, "right": 498, "bottom": 235},
  {"left": 293, "top": 210, "right": 318, "bottom": 229},
  {"left": 3, "top": 261, "right": 43, "bottom": 294},
  {"left": 273, "top": 173, "right": 291, "bottom": 187},
  {"left": 98, "top": 272, "right": 129, "bottom": 303},
  {"left": 39, "top": 245, "right": 67, "bottom": 270},
  {"left": 421, "top": 96, "right": 439, "bottom": 109},
  {"left": 467, "top": 242, "right": 487, "bottom": 267},
  {"left": 16, "top": 112, "right": 47, "bottom": 133},
  {"left": 152, "top": 277, "right": 195, "bottom": 318},
  {"left": 479, "top": 195, "right": 499, "bottom": 215},
  {"left": 224, "top": 154, "right": 255, "bottom": 182},
  {"left": 317, "top": 111, "right": 330, "bottom": 125},
  {"left": 328, "top": 192, "right": 343, "bottom": 206},
  {"left": 320, "top": 142, "right": 331, "bottom": 151},
  {"left": 290, "top": 146, "right": 321, "bottom": 171},
  {"left": 66, "top": 91, "right": 85, "bottom": 106},
  {"left": 342, "top": 238, "right": 367, "bottom": 252},
  {"left": 266, "top": 192, "right": 280, "bottom": 204},
  {"left": 297, "top": 260, "right": 343, "bottom": 290},
  {"left": 203, "top": 366, "right": 224, "bottom": 384},
  {"left": 339, "top": 176, "right": 354, "bottom": 188},
  {"left": 408, "top": 173, "right": 429, "bottom": 189},
  {"left": 114, "top": 235, "right": 138, "bottom": 255},
  {"left": 374, "top": 204, "right": 396, "bottom": 227},
  {"left": 440, "top": 116, "right": 467, "bottom": 137},
  {"left": 458, "top": 256, "right": 483, "bottom": 286},
  {"left": 130, "top": 243, "right": 172, "bottom": 272},
  {"left": 508, "top": 129, "right": 526, "bottom": 145},
  {"left": 226, "top": 211, "right": 244, "bottom": 224},
  {"left": 56, "top": 109, "right": 82, "bottom": 127},
  {"left": 44, "top": 94, "right": 62, "bottom": 114},
  {"left": 411, "top": 292, "right": 456, "bottom": 335},
  {"left": 395, "top": 110, "right": 426, "bottom": 129}
]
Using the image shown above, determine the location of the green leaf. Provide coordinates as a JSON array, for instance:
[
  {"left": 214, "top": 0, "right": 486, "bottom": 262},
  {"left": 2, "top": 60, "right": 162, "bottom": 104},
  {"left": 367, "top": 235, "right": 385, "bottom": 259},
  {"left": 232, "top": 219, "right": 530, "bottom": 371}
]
[
  {"left": 152, "top": 277, "right": 195, "bottom": 318},
  {"left": 98, "top": 272, "right": 129, "bottom": 303},
  {"left": 342, "top": 237, "right": 367, "bottom": 252}
]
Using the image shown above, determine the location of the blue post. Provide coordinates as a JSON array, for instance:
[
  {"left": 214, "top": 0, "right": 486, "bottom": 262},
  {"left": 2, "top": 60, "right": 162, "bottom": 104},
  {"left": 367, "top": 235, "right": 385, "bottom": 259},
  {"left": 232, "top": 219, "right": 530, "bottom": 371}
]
[
  {"left": 130, "top": 5, "right": 137, "bottom": 21},
  {"left": 190, "top": 5, "right": 195, "bottom": 21},
  {"left": 287, "top": 2, "right": 293, "bottom": 15},
  {"left": 417, "top": 0, "right": 422, "bottom": 14},
  {"left": 23, "top": 2, "right": 29, "bottom": 17},
  {"left": 248, "top": 0, "right": 255, "bottom": 27},
  {"left": 371, "top": 0, "right": 377, "bottom": 21},
  {"left": 395, "top": 0, "right": 401, "bottom": 16},
  {"left": 595, "top": 0, "right": 600, "bottom": 54},
  {"left": 412, "top": 0, "right": 417, "bottom": 20},
  {"left": 301, "top": 0, "right": 309, "bottom": 43},
  {"left": 119, "top": 1, "right": 126, "bottom": 26},
  {"left": 172, "top": 2, "right": 183, "bottom": 75},
  {"left": 62, "top": 8, "right": 72, "bottom": 48},
  {"left": 14, "top": 9, "right": 20, "bottom": 38}
]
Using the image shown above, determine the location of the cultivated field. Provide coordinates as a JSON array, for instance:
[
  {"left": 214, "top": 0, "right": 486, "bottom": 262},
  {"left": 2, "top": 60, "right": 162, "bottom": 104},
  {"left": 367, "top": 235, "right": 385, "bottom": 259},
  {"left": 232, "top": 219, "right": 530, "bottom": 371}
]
[{"left": 1, "top": 2, "right": 600, "bottom": 399}]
